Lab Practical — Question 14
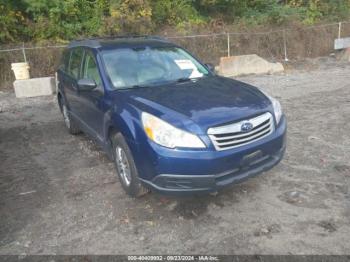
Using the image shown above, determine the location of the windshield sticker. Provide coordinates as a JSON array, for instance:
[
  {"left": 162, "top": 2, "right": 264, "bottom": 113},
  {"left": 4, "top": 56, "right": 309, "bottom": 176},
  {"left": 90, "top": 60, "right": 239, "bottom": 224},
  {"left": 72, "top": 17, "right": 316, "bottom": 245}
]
[
  {"left": 174, "top": 59, "right": 196, "bottom": 70},
  {"left": 174, "top": 59, "right": 203, "bottom": 78}
]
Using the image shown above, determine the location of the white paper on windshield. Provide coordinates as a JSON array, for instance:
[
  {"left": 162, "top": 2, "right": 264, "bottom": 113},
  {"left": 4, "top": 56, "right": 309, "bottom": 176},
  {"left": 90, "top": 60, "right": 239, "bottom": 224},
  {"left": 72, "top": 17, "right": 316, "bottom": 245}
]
[{"left": 174, "top": 59, "right": 203, "bottom": 78}]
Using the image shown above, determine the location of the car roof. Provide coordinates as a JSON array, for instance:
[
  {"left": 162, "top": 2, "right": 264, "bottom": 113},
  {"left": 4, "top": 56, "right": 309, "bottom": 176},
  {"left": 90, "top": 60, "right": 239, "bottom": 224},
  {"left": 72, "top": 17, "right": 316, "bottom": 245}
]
[{"left": 67, "top": 36, "right": 176, "bottom": 50}]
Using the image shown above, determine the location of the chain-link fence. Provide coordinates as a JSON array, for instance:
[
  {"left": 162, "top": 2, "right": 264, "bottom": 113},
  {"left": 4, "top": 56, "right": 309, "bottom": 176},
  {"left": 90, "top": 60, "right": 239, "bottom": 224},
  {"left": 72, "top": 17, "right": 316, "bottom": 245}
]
[
  {"left": 169, "top": 21, "right": 350, "bottom": 64},
  {"left": 1, "top": 21, "right": 350, "bottom": 90}
]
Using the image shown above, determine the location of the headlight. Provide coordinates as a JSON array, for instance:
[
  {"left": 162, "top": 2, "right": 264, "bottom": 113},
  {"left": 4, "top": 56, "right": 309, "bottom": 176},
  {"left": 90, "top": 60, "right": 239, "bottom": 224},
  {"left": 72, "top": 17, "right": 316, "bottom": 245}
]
[
  {"left": 141, "top": 112, "right": 206, "bottom": 149},
  {"left": 266, "top": 94, "right": 282, "bottom": 124}
]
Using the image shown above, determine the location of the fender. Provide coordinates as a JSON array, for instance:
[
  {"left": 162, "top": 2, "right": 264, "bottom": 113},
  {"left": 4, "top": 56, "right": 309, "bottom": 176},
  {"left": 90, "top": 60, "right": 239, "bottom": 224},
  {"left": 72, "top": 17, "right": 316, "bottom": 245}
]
[
  {"left": 57, "top": 86, "right": 66, "bottom": 110},
  {"left": 103, "top": 103, "right": 145, "bottom": 159},
  {"left": 56, "top": 70, "right": 70, "bottom": 110}
]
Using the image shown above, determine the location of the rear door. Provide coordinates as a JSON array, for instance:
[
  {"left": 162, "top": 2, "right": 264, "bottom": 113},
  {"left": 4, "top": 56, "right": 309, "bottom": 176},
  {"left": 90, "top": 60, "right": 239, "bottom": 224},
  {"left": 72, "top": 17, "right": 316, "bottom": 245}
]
[
  {"left": 56, "top": 49, "right": 70, "bottom": 94},
  {"left": 64, "top": 47, "right": 85, "bottom": 120}
]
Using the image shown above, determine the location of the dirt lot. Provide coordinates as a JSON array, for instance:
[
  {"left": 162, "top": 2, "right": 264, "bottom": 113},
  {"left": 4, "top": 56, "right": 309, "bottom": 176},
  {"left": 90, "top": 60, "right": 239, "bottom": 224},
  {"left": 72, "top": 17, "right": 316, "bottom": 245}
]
[{"left": 1, "top": 58, "right": 350, "bottom": 255}]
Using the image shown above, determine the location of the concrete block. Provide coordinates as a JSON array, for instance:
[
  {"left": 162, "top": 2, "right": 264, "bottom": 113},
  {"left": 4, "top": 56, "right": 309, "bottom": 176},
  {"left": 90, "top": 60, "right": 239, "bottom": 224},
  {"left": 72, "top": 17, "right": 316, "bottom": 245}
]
[
  {"left": 13, "top": 77, "right": 55, "bottom": 98},
  {"left": 218, "top": 54, "right": 284, "bottom": 77},
  {"left": 334, "top": 37, "right": 350, "bottom": 50}
]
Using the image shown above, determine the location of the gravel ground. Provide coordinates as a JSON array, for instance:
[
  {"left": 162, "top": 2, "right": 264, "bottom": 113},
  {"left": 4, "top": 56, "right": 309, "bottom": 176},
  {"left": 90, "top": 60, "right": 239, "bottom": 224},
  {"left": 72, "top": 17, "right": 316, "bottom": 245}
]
[{"left": 0, "top": 58, "right": 350, "bottom": 255}]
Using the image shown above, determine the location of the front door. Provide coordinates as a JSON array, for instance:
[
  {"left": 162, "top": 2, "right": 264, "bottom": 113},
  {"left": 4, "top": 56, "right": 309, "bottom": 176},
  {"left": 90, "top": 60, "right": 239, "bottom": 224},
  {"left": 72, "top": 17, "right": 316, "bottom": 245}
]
[{"left": 77, "top": 49, "right": 107, "bottom": 141}]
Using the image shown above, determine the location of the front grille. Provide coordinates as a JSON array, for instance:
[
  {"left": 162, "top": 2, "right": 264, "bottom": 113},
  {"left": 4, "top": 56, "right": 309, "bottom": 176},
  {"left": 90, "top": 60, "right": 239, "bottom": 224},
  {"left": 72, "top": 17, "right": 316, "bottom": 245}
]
[{"left": 208, "top": 112, "right": 274, "bottom": 151}]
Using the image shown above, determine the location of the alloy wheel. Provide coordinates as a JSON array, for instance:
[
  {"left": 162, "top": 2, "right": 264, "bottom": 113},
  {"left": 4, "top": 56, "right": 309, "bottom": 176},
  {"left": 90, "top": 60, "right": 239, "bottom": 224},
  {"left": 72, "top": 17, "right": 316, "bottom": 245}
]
[
  {"left": 62, "top": 104, "right": 71, "bottom": 129},
  {"left": 115, "top": 146, "right": 132, "bottom": 186}
]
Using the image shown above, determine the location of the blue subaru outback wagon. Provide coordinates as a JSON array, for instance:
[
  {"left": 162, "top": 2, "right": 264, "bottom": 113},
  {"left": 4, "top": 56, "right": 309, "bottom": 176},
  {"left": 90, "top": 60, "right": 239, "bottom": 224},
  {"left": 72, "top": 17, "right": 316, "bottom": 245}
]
[{"left": 57, "top": 36, "right": 286, "bottom": 197}]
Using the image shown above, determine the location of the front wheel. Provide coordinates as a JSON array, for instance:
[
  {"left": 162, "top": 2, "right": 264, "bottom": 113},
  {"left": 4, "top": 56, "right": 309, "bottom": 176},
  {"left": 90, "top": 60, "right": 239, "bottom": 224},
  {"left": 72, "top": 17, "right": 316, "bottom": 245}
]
[{"left": 111, "top": 133, "right": 149, "bottom": 197}]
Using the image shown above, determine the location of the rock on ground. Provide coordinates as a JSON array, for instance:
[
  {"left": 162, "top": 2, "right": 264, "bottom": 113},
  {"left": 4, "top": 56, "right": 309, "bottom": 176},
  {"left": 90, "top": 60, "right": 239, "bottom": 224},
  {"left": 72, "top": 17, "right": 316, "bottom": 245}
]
[{"left": 218, "top": 54, "right": 284, "bottom": 77}]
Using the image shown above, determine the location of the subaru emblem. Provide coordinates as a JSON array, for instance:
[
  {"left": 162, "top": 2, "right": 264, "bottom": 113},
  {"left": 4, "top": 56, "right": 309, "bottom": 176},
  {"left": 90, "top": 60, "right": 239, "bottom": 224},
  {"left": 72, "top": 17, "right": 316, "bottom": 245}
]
[{"left": 241, "top": 122, "right": 253, "bottom": 132}]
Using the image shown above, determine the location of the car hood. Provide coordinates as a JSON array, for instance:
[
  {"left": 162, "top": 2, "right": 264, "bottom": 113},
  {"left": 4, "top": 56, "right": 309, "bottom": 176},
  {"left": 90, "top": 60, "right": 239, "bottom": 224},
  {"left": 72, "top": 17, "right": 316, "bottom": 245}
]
[{"left": 122, "top": 76, "right": 272, "bottom": 132}]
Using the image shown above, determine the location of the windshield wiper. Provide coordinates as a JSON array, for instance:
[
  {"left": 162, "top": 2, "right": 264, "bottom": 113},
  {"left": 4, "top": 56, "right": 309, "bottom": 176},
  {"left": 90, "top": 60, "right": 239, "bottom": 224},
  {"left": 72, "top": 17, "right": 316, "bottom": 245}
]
[
  {"left": 130, "top": 84, "right": 150, "bottom": 89},
  {"left": 122, "top": 78, "right": 195, "bottom": 89},
  {"left": 176, "top": 77, "right": 193, "bottom": 83}
]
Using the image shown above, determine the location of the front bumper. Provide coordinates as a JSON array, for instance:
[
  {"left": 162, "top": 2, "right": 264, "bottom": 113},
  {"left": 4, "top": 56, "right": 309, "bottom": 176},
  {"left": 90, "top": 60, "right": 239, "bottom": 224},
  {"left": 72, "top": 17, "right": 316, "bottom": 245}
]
[
  {"left": 135, "top": 116, "right": 287, "bottom": 195},
  {"left": 140, "top": 145, "right": 285, "bottom": 195}
]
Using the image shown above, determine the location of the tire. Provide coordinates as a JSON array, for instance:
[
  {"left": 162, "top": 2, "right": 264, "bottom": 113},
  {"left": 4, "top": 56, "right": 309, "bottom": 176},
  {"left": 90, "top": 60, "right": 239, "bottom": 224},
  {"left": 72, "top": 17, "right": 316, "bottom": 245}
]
[
  {"left": 111, "top": 133, "right": 150, "bottom": 197},
  {"left": 59, "top": 97, "right": 80, "bottom": 135}
]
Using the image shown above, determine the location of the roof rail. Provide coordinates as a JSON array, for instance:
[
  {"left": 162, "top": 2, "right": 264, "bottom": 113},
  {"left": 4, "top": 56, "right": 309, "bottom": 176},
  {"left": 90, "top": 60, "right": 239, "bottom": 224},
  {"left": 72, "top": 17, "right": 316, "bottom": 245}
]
[
  {"left": 68, "top": 39, "right": 101, "bottom": 48},
  {"left": 97, "top": 35, "right": 167, "bottom": 40},
  {"left": 68, "top": 35, "right": 168, "bottom": 48}
]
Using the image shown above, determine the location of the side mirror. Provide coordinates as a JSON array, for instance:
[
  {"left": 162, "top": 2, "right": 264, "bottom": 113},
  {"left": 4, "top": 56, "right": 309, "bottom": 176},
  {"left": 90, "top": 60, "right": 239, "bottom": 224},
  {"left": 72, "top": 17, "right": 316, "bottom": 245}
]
[
  {"left": 77, "top": 78, "right": 97, "bottom": 91},
  {"left": 205, "top": 63, "right": 215, "bottom": 73}
]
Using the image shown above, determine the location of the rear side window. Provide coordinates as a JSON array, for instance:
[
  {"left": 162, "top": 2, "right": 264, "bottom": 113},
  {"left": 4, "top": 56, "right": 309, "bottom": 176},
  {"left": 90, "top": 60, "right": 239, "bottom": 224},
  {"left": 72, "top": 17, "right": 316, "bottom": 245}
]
[
  {"left": 68, "top": 48, "right": 84, "bottom": 79},
  {"left": 59, "top": 50, "right": 70, "bottom": 72}
]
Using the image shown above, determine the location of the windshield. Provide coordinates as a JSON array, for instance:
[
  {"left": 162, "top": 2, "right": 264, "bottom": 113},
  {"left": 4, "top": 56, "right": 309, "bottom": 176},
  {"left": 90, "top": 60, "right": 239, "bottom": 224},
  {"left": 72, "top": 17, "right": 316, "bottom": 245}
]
[{"left": 102, "top": 47, "right": 209, "bottom": 89}]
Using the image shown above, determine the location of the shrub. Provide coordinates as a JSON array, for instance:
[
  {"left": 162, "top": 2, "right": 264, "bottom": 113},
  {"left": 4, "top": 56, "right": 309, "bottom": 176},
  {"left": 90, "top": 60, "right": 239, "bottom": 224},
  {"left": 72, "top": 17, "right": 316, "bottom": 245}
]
[
  {"left": 0, "top": 1, "right": 27, "bottom": 43},
  {"left": 1, "top": 0, "right": 350, "bottom": 43},
  {"left": 102, "top": 0, "right": 153, "bottom": 35}
]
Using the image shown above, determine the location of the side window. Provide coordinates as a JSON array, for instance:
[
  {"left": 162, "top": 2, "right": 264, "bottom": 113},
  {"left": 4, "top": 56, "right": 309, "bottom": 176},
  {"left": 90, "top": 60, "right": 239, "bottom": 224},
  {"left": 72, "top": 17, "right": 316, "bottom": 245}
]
[
  {"left": 83, "top": 51, "right": 102, "bottom": 87},
  {"left": 68, "top": 48, "right": 84, "bottom": 79},
  {"left": 59, "top": 50, "right": 70, "bottom": 72}
]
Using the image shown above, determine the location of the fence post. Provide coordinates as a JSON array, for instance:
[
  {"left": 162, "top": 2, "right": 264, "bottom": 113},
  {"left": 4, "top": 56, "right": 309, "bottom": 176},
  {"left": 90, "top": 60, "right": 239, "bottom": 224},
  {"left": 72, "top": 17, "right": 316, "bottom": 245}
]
[
  {"left": 338, "top": 22, "right": 342, "bottom": 39},
  {"left": 227, "top": 33, "right": 230, "bottom": 57},
  {"left": 22, "top": 42, "right": 27, "bottom": 63},
  {"left": 283, "top": 30, "right": 289, "bottom": 62}
]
